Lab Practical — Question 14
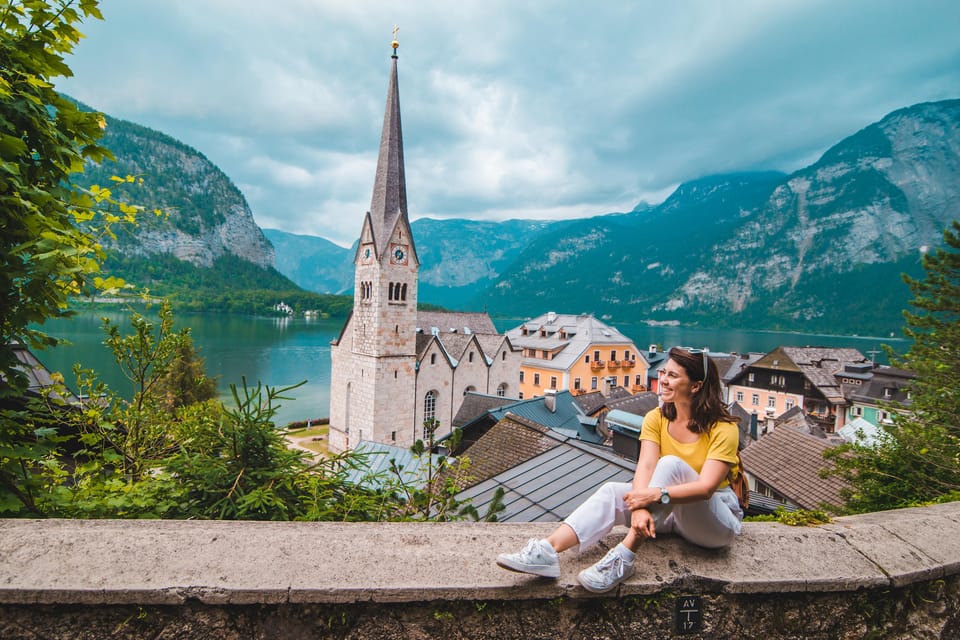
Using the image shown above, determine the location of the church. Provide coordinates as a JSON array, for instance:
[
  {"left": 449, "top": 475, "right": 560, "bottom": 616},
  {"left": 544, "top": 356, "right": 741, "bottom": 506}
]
[{"left": 327, "top": 40, "right": 520, "bottom": 454}]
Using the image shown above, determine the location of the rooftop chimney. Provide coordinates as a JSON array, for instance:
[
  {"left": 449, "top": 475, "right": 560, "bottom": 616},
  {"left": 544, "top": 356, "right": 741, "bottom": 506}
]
[{"left": 544, "top": 389, "right": 557, "bottom": 413}]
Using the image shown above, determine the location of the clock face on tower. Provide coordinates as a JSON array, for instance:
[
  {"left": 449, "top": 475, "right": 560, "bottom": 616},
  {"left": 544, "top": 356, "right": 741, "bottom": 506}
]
[
  {"left": 390, "top": 243, "right": 408, "bottom": 265},
  {"left": 360, "top": 244, "right": 373, "bottom": 264}
]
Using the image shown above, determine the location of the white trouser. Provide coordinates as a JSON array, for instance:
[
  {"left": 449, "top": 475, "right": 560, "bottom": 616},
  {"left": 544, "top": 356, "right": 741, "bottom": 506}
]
[{"left": 564, "top": 455, "right": 743, "bottom": 550}]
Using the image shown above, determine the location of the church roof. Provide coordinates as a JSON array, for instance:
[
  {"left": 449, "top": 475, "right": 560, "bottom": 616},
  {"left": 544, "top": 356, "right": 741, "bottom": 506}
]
[
  {"left": 416, "top": 311, "right": 497, "bottom": 335},
  {"left": 367, "top": 49, "right": 416, "bottom": 261}
]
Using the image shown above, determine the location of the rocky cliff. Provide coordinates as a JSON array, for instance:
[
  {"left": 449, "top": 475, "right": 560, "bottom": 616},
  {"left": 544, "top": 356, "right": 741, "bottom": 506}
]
[{"left": 78, "top": 107, "right": 275, "bottom": 270}]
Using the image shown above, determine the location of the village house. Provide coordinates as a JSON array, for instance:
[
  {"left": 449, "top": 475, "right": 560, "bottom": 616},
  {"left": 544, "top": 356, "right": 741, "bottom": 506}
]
[
  {"left": 327, "top": 44, "right": 520, "bottom": 453},
  {"left": 505, "top": 312, "right": 648, "bottom": 399},
  {"left": 725, "top": 346, "right": 871, "bottom": 433}
]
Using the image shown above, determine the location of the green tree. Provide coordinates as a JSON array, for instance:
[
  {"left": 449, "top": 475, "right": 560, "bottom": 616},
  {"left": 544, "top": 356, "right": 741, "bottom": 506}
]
[
  {"left": 825, "top": 221, "right": 960, "bottom": 512},
  {"left": 0, "top": 0, "right": 136, "bottom": 395}
]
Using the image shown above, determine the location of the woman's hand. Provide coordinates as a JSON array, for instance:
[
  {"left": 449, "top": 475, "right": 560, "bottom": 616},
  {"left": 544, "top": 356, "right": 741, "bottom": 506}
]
[
  {"left": 622, "top": 487, "right": 660, "bottom": 511},
  {"left": 631, "top": 508, "right": 656, "bottom": 539}
]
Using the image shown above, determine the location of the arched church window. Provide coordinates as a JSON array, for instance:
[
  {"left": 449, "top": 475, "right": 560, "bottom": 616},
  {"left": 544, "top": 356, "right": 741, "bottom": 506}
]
[
  {"left": 497, "top": 383, "right": 507, "bottom": 397},
  {"left": 388, "top": 282, "right": 395, "bottom": 301},
  {"left": 430, "top": 353, "right": 437, "bottom": 365},
  {"left": 401, "top": 283, "right": 407, "bottom": 301},
  {"left": 463, "top": 385, "right": 476, "bottom": 396},
  {"left": 468, "top": 352, "right": 474, "bottom": 363},
  {"left": 502, "top": 350, "right": 506, "bottom": 361},
  {"left": 424, "top": 390, "right": 437, "bottom": 422}
]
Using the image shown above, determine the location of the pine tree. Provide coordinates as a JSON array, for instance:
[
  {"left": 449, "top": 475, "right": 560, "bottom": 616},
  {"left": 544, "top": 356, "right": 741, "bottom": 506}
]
[{"left": 826, "top": 221, "right": 960, "bottom": 512}]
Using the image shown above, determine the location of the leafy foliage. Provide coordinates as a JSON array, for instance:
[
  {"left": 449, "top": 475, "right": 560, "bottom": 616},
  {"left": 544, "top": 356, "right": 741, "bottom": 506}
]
[
  {"left": 825, "top": 221, "right": 960, "bottom": 512},
  {"left": 1, "top": 302, "right": 488, "bottom": 522},
  {"left": 745, "top": 507, "right": 831, "bottom": 526},
  {"left": 0, "top": 0, "right": 123, "bottom": 393}
]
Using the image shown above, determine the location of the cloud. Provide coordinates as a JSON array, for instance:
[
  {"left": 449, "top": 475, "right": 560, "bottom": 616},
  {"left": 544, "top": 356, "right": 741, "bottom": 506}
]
[{"left": 57, "top": 0, "right": 960, "bottom": 246}]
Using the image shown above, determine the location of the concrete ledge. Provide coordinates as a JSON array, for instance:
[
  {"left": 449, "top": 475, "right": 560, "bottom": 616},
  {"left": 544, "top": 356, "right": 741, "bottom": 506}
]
[{"left": 2, "top": 502, "right": 959, "bottom": 606}]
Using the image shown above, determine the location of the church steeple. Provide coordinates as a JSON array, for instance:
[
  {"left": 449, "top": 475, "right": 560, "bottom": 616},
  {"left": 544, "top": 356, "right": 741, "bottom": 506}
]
[{"left": 368, "top": 37, "right": 410, "bottom": 259}]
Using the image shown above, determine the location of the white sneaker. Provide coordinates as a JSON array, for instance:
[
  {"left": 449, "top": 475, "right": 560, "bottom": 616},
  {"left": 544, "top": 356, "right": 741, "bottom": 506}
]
[
  {"left": 577, "top": 546, "right": 635, "bottom": 593},
  {"left": 496, "top": 538, "right": 560, "bottom": 578}
]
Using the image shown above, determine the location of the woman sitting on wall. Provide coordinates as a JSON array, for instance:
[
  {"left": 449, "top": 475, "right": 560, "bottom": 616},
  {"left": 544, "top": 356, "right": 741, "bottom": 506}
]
[{"left": 496, "top": 347, "right": 743, "bottom": 593}]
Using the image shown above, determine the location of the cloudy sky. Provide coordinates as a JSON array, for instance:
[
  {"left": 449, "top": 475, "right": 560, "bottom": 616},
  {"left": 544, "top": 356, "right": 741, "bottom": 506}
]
[{"left": 58, "top": 0, "right": 960, "bottom": 247}]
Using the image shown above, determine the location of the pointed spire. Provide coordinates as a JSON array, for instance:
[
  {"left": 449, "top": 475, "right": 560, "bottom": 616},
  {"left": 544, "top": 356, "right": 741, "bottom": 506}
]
[{"left": 368, "top": 39, "right": 407, "bottom": 257}]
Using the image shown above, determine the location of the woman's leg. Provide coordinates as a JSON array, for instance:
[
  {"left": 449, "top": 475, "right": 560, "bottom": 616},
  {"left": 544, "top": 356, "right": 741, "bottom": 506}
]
[
  {"left": 560, "top": 481, "right": 633, "bottom": 551},
  {"left": 648, "top": 455, "right": 742, "bottom": 549}
]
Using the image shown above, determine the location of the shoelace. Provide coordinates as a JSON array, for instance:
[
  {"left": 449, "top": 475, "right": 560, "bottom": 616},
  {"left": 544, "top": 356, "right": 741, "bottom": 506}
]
[
  {"left": 595, "top": 551, "right": 624, "bottom": 576},
  {"left": 519, "top": 539, "right": 541, "bottom": 561}
]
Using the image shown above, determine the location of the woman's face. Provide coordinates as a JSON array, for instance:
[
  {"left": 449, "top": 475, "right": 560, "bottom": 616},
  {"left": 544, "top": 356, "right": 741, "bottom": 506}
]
[{"left": 658, "top": 358, "right": 700, "bottom": 404}]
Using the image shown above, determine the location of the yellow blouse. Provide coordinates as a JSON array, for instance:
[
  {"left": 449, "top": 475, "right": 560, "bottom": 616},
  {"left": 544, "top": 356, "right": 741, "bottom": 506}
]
[{"left": 639, "top": 407, "right": 740, "bottom": 482}]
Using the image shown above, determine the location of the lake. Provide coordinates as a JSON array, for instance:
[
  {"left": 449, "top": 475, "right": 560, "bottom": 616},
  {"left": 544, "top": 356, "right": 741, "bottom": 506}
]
[{"left": 33, "top": 310, "right": 907, "bottom": 426}]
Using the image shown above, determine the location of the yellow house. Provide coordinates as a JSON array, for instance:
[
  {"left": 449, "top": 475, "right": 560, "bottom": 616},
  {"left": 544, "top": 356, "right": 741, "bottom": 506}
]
[{"left": 506, "top": 312, "right": 648, "bottom": 399}]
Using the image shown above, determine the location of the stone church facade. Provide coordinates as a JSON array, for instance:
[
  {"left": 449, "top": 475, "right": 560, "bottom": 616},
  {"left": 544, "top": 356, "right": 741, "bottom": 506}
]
[{"left": 328, "top": 45, "right": 520, "bottom": 454}]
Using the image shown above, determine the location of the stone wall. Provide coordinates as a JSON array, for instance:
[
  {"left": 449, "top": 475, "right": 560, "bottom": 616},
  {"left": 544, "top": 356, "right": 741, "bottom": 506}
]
[{"left": 2, "top": 502, "right": 959, "bottom": 639}]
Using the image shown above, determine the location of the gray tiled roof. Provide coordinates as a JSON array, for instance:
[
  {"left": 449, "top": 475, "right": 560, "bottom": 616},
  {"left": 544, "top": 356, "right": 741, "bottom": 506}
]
[
  {"left": 343, "top": 440, "right": 442, "bottom": 490},
  {"left": 452, "top": 392, "right": 515, "bottom": 428},
  {"left": 740, "top": 428, "right": 849, "bottom": 511},
  {"left": 416, "top": 311, "right": 497, "bottom": 335},
  {"left": 780, "top": 347, "right": 869, "bottom": 404},
  {"left": 455, "top": 429, "right": 635, "bottom": 522}
]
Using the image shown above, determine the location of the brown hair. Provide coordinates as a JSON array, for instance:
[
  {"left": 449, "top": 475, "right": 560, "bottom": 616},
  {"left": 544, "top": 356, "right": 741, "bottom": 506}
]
[{"left": 661, "top": 347, "right": 734, "bottom": 433}]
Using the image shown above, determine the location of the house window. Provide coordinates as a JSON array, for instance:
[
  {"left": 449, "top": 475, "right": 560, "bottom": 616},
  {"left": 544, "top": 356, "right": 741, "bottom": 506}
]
[
  {"left": 534, "top": 373, "right": 540, "bottom": 386},
  {"left": 751, "top": 394, "right": 760, "bottom": 406},
  {"left": 574, "top": 377, "right": 581, "bottom": 390},
  {"left": 593, "top": 350, "right": 600, "bottom": 361},
  {"left": 611, "top": 350, "right": 617, "bottom": 361},
  {"left": 550, "top": 376, "right": 557, "bottom": 389},
  {"left": 748, "top": 372, "right": 755, "bottom": 383},
  {"left": 518, "top": 392, "right": 524, "bottom": 399},
  {"left": 585, "top": 355, "right": 590, "bottom": 364},
  {"left": 736, "top": 391, "right": 744, "bottom": 402},
  {"left": 424, "top": 391, "right": 437, "bottom": 422},
  {"left": 519, "top": 371, "right": 525, "bottom": 383},
  {"left": 786, "top": 399, "right": 795, "bottom": 411},
  {"left": 853, "top": 406, "right": 863, "bottom": 417},
  {"left": 496, "top": 383, "right": 507, "bottom": 397},
  {"left": 624, "top": 376, "right": 629, "bottom": 387},
  {"left": 635, "top": 375, "right": 642, "bottom": 386},
  {"left": 591, "top": 377, "right": 598, "bottom": 390},
  {"left": 767, "top": 396, "right": 776, "bottom": 409},
  {"left": 391, "top": 431, "right": 396, "bottom": 442},
  {"left": 624, "top": 350, "right": 631, "bottom": 361}
]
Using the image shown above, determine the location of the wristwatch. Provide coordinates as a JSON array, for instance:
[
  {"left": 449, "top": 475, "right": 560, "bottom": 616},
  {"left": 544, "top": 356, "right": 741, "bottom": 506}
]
[{"left": 658, "top": 487, "right": 671, "bottom": 504}]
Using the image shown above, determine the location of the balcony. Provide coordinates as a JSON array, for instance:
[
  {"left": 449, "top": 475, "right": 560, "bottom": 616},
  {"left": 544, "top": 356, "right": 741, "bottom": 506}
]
[
  {"left": 608, "top": 359, "right": 621, "bottom": 370},
  {"left": 590, "top": 360, "right": 605, "bottom": 370},
  {"left": 621, "top": 359, "right": 635, "bottom": 369}
]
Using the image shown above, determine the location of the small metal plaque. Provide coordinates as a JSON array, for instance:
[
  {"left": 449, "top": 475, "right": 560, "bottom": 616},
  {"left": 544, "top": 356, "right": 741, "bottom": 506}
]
[{"left": 675, "top": 595, "right": 703, "bottom": 634}]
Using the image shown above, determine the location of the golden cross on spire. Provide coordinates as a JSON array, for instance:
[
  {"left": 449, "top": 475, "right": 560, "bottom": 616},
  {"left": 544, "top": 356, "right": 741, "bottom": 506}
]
[{"left": 391, "top": 25, "right": 400, "bottom": 53}]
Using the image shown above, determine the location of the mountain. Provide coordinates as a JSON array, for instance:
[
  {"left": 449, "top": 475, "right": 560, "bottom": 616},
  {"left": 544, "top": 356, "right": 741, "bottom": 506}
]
[
  {"left": 267, "top": 218, "right": 567, "bottom": 309},
  {"left": 475, "top": 99, "right": 960, "bottom": 335},
  {"left": 262, "top": 229, "right": 352, "bottom": 295},
  {"left": 79, "top": 108, "right": 275, "bottom": 269},
  {"left": 70, "top": 99, "right": 343, "bottom": 314}
]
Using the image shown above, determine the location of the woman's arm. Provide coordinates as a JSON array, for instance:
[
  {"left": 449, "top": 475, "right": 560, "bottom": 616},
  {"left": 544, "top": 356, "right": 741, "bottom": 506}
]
[{"left": 623, "top": 458, "right": 732, "bottom": 509}]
